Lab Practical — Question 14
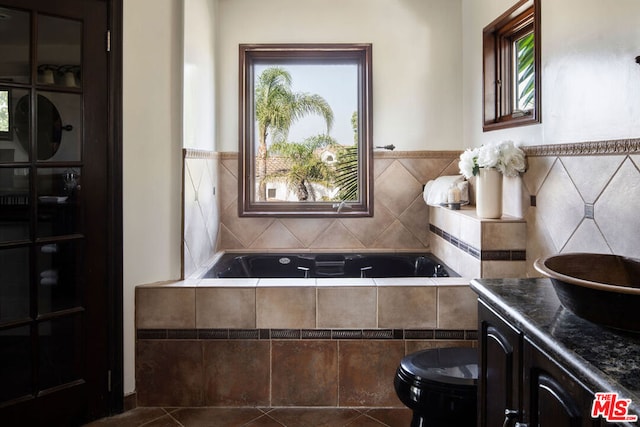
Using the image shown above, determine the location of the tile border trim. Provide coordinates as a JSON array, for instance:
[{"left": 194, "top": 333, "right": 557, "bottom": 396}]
[
  {"left": 525, "top": 138, "right": 640, "bottom": 157},
  {"left": 183, "top": 148, "right": 219, "bottom": 159},
  {"left": 429, "top": 224, "right": 526, "bottom": 261},
  {"left": 213, "top": 150, "right": 463, "bottom": 160},
  {"left": 137, "top": 328, "right": 478, "bottom": 341},
  {"left": 189, "top": 139, "right": 640, "bottom": 162}
]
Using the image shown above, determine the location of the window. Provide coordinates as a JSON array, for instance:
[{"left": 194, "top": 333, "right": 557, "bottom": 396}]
[
  {"left": 483, "top": 0, "right": 540, "bottom": 131},
  {"left": 239, "top": 43, "right": 373, "bottom": 217}
]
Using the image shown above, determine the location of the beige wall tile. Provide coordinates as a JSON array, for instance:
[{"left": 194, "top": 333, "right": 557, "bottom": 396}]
[
  {"left": 218, "top": 160, "right": 238, "bottom": 212},
  {"left": 309, "top": 221, "right": 365, "bottom": 249},
  {"left": 378, "top": 286, "right": 436, "bottom": 328},
  {"left": 340, "top": 204, "right": 395, "bottom": 247},
  {"left": 399, "top": 157, "right": 457, "bottom": 185},
  {"left": 482, "top": 261, "right": 526, "bottom": 278},
  {"left": 136, "top": 287, "right": 196, "bottom": 329},
  {"left": 536, "top": 160, "right": 584, "bottom": 251},
  {"left": 196, "top": 288, "right": 256, "bottom": 328},
  {"left": 280, "top": 218, "right": 334, "bottom": 247},
  {"left": 482, "top": 222, "right": 526, "bottom": 250},
  {"left": 428, "top": 205, "right": 445, "bottom": 230},
  {"left": 398, "top": 196, "right": 431, "bottom": 247},
  {"left": 256, "top": 287, "right": 316, "bottom": 329},
  {"left": 522, "top": 156, "right": 555, "bottom": 196},
  {"left": 430, "top": 232, "right": 476, "bottom": 278},
  {"left": 437, "top": 286, "right": 478, "bottom": 329},
  {"left": 373, "top": 220, "right": 427, "bottom": 250},
  {"left": 317, "top": 287, "right": 376, "bottom": 328},
  {"left": 213, "top": 152, "right": 461, "bottom": 252},
  {"left": 375, "top": 161, "right": 422, "bottom": 217},
  {"left": 221, "top": 201, "right": 274, "bottom": 248},
  {"left": 249, "top": 221, "right": 304, "bottom": 249},
  {"left": 561, "top": 155, "right": 625, "bottom": 204},
  {"left": 563, "top": 220, "right": 611, "bottom": 254},
  {"left": 459, "top": 215, "right": 481, "bottom": 248},
  {"left": 594, "top": 158, "right": 640, "bottom": 259}
]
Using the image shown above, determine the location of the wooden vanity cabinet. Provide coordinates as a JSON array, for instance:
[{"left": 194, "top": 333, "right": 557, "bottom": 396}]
[
  {"left": 479, "top": 300, "right": 603, "bottom": 427},
  {"left": 478, "top": 300, "right": 522, "bottom": 427},
  {"left": 523, "top": 337, "right": 602, "bottom": 427}
]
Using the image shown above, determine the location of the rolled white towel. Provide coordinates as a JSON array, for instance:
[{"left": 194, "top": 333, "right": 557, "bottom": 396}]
[
  {"left": 423, "top": 180, "right": 434, "bottom": 205},
  {"left": 424, "top": 175, "right": 466, "bottom": 206}
]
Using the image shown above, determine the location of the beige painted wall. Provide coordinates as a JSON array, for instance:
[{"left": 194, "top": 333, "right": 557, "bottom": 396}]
[
  {"left": 123, "top": 0, "right": 183, "bottom": 395},
  {"left": 184, "top": 0, "right": 217, "bottom": 150},
  {"left": 461, "top": 0, "right": 640, "bottom": 148},
  {"left": 216, "top": 0, "right": 464, "bottom": 152}
]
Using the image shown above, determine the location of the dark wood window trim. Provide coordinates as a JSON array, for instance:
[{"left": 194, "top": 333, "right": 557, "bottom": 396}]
[
  {"left": 483, "top": 0, "right": 541, "bottom": 132},
  {"left": 238, "top": 43, "right": 373, "bottom": 217}
]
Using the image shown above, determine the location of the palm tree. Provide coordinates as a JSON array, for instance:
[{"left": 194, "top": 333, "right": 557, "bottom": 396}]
[
  {"left": 515, "top": 32, "right": 535, "bottom": 111},
  {"left": 333, "top": 111, "right": 359, "bottom": 201},
  {"left": 268, "top": 134, "right": 337, "bottom": 201},
  {"left": 255, "top": 67, "right": 334, "bottom": 201},
  {"left": 334, "top": 145, "right": 359, "bottom": 201}
]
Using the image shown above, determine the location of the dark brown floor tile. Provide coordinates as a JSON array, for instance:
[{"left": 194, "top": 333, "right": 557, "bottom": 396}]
[
  {"left": 344, "top": 414, "right": 387, "bottom": 426},
  {"left": 338, "top": 341, "right": 405, "bottom": 407},
  {"left": 243, "top": 414, "right": 286, "bottom": 426},
  {"left": 170, "top": 407, "right": 266, "bottom": 426},
  {"left": 364, "top": 408, "right": 414, "bottom": 427},
  {"left": 203, "top": 340, "right": 270, "bottom": 406},
  {"left": 136, "top": 341, "right": 203, "bottom": 406},
  {"left": 82, "top": 407, "right": 169, "bottom": 427},
  {"left": 267, "top": 408, "right": 361, "bottom": 427},
  {"left": 271, "top": 341, "right": 339, "bottom": 406},
  {"left": 140, "top": 415, "right": 183, "bottom": 427}
]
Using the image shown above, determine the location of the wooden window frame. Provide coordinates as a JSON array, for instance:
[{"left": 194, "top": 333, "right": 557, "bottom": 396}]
[
  {"left": 483, "top": 0, "right": 541, "bottom": 132},
  {"left": 238, "top": 43, "right": 373, "bottom": 217}
]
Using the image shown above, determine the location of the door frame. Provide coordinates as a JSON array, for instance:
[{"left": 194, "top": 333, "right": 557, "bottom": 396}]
[{"left": 106, "top": 0, "right": 124, "bottom": 415}]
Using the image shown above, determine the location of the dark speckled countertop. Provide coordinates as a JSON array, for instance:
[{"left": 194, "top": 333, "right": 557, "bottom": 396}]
[{"left": 471, "top": 278, "right": 640, "bottom": 424}]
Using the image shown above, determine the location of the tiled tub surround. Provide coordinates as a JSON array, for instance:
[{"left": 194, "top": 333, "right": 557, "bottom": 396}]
[
  {"left": 135, "top": 277, "right": 478, "bottom": 407},
  {"left": 182, "top": 149, "right": 220, "bottom": 279},
  {"left": 429, "top": 205, "right": 527, "bottom": 278},
  {"left": 182, "top": 150, "right": 462, "bottom": 279},
  {"left": 182, "top": 139, "right": 640, "bottom": 280}
]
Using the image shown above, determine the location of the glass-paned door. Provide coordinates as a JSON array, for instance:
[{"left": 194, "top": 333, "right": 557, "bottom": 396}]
[{"left": 0, "top": 0, "right": 111, "bottom": 424}]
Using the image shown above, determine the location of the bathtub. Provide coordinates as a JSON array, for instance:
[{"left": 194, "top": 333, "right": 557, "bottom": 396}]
[{"left": 204, "top": 252, "right": 456, "bottom": 279}]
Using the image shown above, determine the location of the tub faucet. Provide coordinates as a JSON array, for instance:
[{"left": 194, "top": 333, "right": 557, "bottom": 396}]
[
  {"left": 332, "top": 201, "right": 347, "bottom": 213},
  {"left": 297, "top": 266, "right": 310, "bottom": 278},
  {"left": 360, "top": 266, "right": 373, "bottom": 278}
]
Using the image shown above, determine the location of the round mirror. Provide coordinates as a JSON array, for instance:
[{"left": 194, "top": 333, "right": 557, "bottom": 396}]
[{"left": 15, "top": 94, "right": 63, "bottom": 160}]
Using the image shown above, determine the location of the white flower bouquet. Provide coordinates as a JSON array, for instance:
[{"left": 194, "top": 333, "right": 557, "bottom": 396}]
[{"left": 458, "top": 140, "right": 526, "bottom": 179}]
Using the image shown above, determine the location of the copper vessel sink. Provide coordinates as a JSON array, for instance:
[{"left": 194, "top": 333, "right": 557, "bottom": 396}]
[{"left": 534, "top": 253, "right": 640, "bottom": 332}]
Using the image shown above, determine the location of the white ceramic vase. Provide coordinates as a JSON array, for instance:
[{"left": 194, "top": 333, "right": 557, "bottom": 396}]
[{"left": 475, "top": 167, "right": 502, "bottom": 219}]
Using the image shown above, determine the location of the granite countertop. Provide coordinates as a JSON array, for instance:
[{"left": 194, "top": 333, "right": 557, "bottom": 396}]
[{"left": 470, "top": 278, "right": 640, "bottom": 422}]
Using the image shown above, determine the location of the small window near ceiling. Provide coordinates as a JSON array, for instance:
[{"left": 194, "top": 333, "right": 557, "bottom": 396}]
[{"left": 483, "top": 0, "right": 540, "bottom": 131}]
